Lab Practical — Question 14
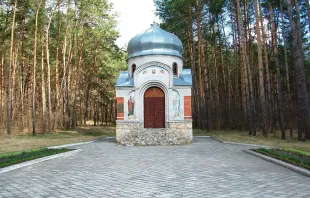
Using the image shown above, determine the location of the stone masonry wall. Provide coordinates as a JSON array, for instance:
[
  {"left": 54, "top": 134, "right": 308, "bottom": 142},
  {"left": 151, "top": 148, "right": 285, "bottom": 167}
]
[{"left": 116, "top": 121, "right": 192, "bottom": 146}]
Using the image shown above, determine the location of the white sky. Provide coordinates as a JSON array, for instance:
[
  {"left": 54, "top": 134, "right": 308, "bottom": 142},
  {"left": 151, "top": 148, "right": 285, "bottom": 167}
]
[{"left": 109, "top": 0, "right": 158, "bottom": 49}]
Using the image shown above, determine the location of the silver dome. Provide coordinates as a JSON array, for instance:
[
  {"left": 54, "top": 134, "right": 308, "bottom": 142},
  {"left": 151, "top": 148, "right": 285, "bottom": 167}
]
[{"left": 127, "top": 24, "right": 183, "bottom": 59}]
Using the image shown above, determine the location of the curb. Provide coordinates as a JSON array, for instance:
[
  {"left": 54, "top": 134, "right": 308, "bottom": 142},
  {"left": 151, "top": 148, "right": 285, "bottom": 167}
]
[
  {"left": 0, "top": 149, "right": 81, "bottom": 174},
  {"left": 243, "top": 149, "right": 310, "bottom": 177},
  {"left": 211, "top": 136, "right": 270, "bottom": 148},
  {"left": 48, "top": 140, "right": 96, "bottom": 149},
  {"left": 48, "top": 136, "right": 116, "bottom": 149},
  {"left": 210, "top": 136, "right": 226, "bottom": 143},
  {"left": 194, "top": 136, "right": 211, "bottom": 138}
]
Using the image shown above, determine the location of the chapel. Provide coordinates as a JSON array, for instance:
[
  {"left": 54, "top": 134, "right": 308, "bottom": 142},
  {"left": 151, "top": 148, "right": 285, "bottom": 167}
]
[{"left": 115, "top": 24, "right": 192, "bottom": 146}]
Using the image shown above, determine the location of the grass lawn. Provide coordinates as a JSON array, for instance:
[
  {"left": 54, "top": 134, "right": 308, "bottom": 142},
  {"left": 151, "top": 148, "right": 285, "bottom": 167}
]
[
  {"left": 252, "top": 148, "right": 310, "bottom": 170},
  {"left": 0, "top": 126, "right": 116, "bottom": 155},
  {"left": 2, "top": 125, "right": 309, "bottom": 156},
  {"left": 194, "top": 129, "right": 310, "bottom": 152},
  {"left": 0, "top": 148, "right": 72, "bottom": 168}
]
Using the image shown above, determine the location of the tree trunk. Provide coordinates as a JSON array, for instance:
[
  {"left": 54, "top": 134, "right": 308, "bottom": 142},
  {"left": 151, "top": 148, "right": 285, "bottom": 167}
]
[
  {"left": 0, "top": 7, "right": 9, "bottom": 128},
  {"left": 187, "top": 25, "right": 199, "bottom": 129},
  {"left": 28, "top": 81, "right": 32, "bottom": 133},
  {"left": 254, "top": 0, "right": 268, "bottom": 136},
  {"left": 19, "top": 17, "right": 26, "bottom": 133},
  {"left": 46, "top": 9, "right": 55, "bottom": 132},
  {"left": 244, "top": 0, "right": 256, "bottom": 135},
  {"left": 84, "top": 84, "right": 90, "bottom": 126},
  {"left": 65, "top": 80, "right": 70, "bottom": 129},
  {"left": 84, "top": 45, "right": 98, "bottom": 125},
  {"left": 269, "top": 2, "right": 285, "bottom": 139},
  {"left": 221, "top": 20, "right": 232, "bottom": 112},
  {"left": 32, "top": 0, "right": 43, "bottom": 136},
  {"left": 280, "top": 0, "right": 293, "bottom": 136},
  {"left": 105, "top": 103, "right": 108, "bottom": 126},
  {"left": 236, "top": 0, "right": 253, "bottom": 135},
  {"left": 41, "top": 30, "right": 46, "bottom": 133},
  {"left": 287, "top": 0, "right": 310, "bottom": 140},
  {"left": 217, "top": 21, "right": 226, "bottom": 129},
  {"left": 7, "top": 0, "right": 17, "bottom": 135},
  {"left": 54, "top": 0, "right": 61, "bottom": 131},
  {"left": 55, "top": 0, "right": 71, "bottom": 130},
  {"left": 194, "top": 0, "right": 205, "bottom": 129},
  {"left": 258, "top": 0, "right": 272, "bottom": 132},
  {"left": 72, "top": 26, "right": 85, "bottom": 129},
  {"left": 65, "top": 40, "right": 73, "bottom": 130},
  {"left": 11, "top": 39, "right": 17, "bottom": 123},
  {"left": 93, "top": 103, "right": 97, "bottom": 126},
  {"left": 246, "top": 23, "right": 256, "bottom": 135},
  {"left": 110, "top": 101, "right": 113, "bottom": 123},
  {"left": 204, "top": 30, "right": 211, "bottom": 131}
]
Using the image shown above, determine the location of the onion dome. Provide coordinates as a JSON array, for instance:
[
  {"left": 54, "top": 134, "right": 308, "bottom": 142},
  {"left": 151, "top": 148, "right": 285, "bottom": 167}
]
[{"left": 127, "top": 24, "right": 183, "bottom": 59}]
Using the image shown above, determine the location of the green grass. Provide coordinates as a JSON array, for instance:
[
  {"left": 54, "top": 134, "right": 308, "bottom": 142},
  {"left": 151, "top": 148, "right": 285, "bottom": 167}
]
[
  {"left": 252, "top": 148, "right": 310, "bottom": 170},
  {"left": 0, "top": 148, "right": 72, "bottom": 169}
]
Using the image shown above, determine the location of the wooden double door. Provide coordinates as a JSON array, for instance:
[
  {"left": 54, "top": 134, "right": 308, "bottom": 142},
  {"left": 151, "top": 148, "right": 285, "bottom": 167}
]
[{"left": 144, "top": 87, "right": 165, "bottom": 128}]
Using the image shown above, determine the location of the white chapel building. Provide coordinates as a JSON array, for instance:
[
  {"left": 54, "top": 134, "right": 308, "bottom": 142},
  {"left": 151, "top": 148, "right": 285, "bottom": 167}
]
[{"left": 115, "top": 24, "right": 192, "bottom": 146}]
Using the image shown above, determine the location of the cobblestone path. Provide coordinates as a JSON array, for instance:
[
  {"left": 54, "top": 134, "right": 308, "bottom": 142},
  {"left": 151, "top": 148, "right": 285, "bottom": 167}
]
[{"left": 0, "top": 137, "right": 309, "bottom": 198}]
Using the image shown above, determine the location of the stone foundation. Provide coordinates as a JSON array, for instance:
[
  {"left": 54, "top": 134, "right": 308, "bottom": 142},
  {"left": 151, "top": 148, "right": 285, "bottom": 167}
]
[{"left": 116, "top": 121, "right": 192, "bottom": 146}]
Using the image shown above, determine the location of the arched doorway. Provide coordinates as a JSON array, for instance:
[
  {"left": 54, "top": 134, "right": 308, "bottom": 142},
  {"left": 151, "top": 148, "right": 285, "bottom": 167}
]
[{"left": 144, "top": 87, "right": 165, "bottom": 128}]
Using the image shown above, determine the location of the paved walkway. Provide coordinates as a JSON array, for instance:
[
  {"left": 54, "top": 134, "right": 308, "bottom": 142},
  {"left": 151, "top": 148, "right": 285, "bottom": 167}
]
[{"left": 0, "top": 137, "right": 309, "bottom": 198}]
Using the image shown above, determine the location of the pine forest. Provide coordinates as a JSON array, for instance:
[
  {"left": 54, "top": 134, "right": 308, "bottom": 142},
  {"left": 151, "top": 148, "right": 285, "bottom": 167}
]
[
  {"left": 1, "top": 0, "right": 310, "bottom": 142},
  {"left": 155, "top": 0, "right": 310, "bottom": 141}
]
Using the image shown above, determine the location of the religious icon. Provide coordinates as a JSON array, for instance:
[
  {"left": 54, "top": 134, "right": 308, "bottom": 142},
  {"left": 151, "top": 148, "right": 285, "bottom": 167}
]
[
  {"left": 172, "top": 91, "right": 180, "bottom": 117},
  {"left": 128, "top": 95, "right": 135, "bottom": 119},
  {"left": 152, "top": 69, "right": 156, "bottom": 74}
]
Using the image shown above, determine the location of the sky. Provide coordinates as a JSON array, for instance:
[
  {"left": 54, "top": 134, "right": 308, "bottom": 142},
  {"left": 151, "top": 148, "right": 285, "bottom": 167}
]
[{"left": 109, "top": 0, "right": 158, "bottom": 49}]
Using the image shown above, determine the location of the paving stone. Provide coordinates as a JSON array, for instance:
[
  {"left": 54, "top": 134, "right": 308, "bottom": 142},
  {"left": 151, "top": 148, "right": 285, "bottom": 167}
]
[{"left": 0, "top": 137, "right": 309, "bottom": 197}]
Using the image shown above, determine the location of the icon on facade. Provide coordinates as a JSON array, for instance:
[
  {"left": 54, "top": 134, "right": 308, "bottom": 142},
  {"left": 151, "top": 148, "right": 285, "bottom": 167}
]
[
  {"left": 172, "top": 90, "right": 180, "bottom": 118},
  {"left": 128, "top": 92, "right": 135, "bottom": 119},
  {"left": 152, "top": 69, "right": 156, "bottom": 74}
]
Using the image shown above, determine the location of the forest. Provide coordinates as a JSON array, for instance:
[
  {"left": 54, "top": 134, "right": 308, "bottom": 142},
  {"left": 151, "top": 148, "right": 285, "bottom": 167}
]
[
  {"left": 0, "top": 0, "right": 310, "bottom": 142},
  {"left": 155, "top": 0, "right": 310, "bottom": 141},
  {"left": 0, "top": 0, "right": 126, "bottom": 136}
]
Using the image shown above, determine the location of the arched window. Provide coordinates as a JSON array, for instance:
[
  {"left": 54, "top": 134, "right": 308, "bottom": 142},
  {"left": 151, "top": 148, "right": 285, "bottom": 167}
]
[
  {"left": 173, "top": 62, "right": 178, "bottom": 76},
  {"left": 132, "top": 64, "right": 136, "bottom": 77}
]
